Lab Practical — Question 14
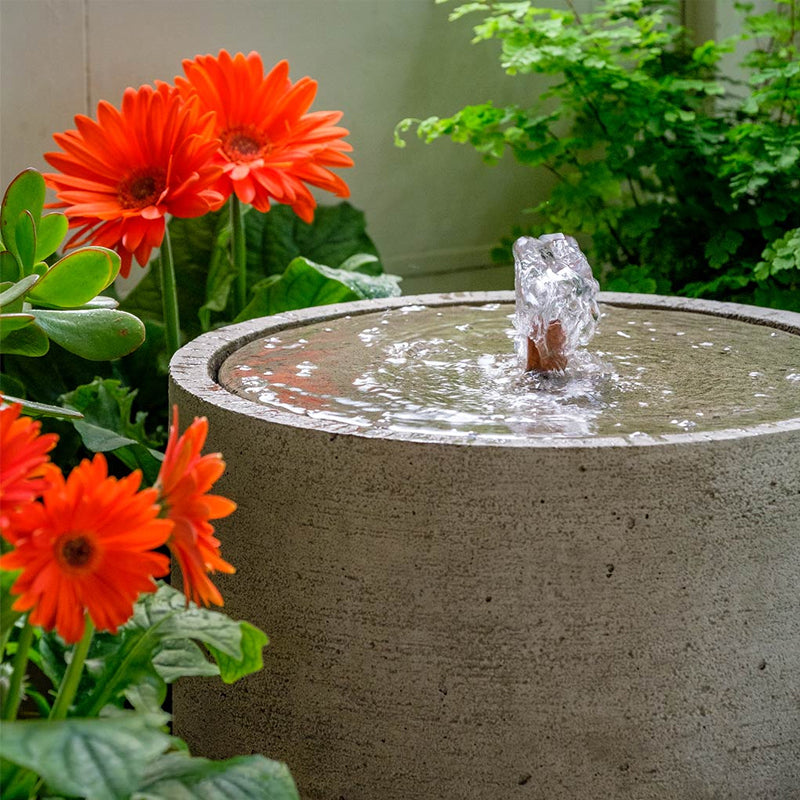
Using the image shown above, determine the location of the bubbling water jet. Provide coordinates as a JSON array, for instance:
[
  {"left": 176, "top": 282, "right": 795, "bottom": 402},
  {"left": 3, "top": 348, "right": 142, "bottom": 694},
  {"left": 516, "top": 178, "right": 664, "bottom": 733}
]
[{"left": 513, "top": 233, "right": 600, "bottom": 372}]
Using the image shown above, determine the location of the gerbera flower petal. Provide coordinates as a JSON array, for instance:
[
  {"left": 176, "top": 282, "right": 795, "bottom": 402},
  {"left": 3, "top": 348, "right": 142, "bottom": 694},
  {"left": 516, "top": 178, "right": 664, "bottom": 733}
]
[
  {"left": 177, "top": 50, "right": 352, "bottom": 218},
  {"left": 0, "top": 454, "right": 172, "bottom": 643},
  {"left": 0, "top": 401, "right": 59, "bottom": 539},
  {"left": 157, "top": 406, "right": 236, "bottom": 607},
  {"left": 45, "top": 84, "right": 223, "bottom": 276}
]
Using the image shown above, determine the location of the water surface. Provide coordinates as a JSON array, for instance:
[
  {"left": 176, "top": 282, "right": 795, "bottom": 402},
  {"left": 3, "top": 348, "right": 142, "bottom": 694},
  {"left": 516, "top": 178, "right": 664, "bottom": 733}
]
[{"left": 219, "top": 303, "right": 800, "bottom": 442}]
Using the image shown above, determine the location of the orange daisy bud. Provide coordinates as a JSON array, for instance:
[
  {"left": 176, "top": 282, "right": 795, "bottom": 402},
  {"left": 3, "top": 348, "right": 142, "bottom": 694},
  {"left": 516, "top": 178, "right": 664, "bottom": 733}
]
[
  {"left": 44, "top": 83, "right": 225, "bottom": 277},
  {"left": 176, "top": 50, "right": 353, "bottom": 222},
  {"left": 0, "top": 454, "right": 172, "bottom": 644},
  {"left": 0, "top": 401, "right": 59, "bottom": 537},
  {"left": 157, "top": 407, "right": 236, "bottom": 608}
]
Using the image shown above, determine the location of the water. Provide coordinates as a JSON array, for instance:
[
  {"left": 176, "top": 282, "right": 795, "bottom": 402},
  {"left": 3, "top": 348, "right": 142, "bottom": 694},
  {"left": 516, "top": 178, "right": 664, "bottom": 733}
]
[{"left": 219, "top": 303, "right": 800, "bottom": 442}]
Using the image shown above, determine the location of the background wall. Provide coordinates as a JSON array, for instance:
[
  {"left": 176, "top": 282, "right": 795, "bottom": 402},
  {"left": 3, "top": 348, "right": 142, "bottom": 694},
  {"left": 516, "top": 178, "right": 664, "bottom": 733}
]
[{"left": 1, "top": 0, "right": 736, "bottom": 293}]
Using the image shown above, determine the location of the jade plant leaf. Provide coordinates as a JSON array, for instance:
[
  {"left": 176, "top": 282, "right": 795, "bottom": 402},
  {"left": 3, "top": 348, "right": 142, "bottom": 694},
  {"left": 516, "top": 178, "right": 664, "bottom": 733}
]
[
  {"left": 0, "top": 274, "right": 39, "bottom": 309},
  {"left": 31, "top": 308, "right": 145, "bottom": 360},
  {"left": 138, "top": 752, "right": 300, "bottom": 800},
  {"left": 0, "top": 323, "right": 49, "bottom": 357},
  {"left": 0, "top": 714, "right": 171, "bottom": 800},
  {"left": 0, "top": 251, "right": 21, "bottom": 283},
  {"left": 27, "top": 247, "right": 120, "bottom": 308},
  {"left": 13, "top": 211, "right": 36, "bottom": 274},
  {"left": 236, "top": 256, "right": 401, "bottom": 321},
  {"left": 0, "top": 169, "right": 45, "bottom": 258},
  {"left": 34, "top": 213, "right": 69, "bottom": 262},
  {"left": 0, "top": 313, "right": 34, "bottom": 336}
]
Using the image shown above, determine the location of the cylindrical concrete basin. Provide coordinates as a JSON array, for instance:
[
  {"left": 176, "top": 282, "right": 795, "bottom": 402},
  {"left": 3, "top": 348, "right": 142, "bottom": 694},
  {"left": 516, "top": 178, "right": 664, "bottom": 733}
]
[{"left": 170, "top": 292, "right": 800, "bottom": 800}]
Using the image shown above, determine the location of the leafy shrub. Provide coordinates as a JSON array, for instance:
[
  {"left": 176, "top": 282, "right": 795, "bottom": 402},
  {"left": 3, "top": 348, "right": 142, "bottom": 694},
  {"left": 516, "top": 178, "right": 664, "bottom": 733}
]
[{"left": 397, "top": 0, "right": 799, "bottom": 310}]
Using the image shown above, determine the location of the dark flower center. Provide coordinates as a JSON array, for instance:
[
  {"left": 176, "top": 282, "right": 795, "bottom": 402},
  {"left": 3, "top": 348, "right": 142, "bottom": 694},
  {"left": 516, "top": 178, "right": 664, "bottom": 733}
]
[
  {"left": 61, "top": 535, "right": 94, "bottom": 568},
  {"left": 222, "top": 126, "right": 269, "bottom": 162},
  {"left": 118, "top": 168, "right": 166, "bottom": 209}
]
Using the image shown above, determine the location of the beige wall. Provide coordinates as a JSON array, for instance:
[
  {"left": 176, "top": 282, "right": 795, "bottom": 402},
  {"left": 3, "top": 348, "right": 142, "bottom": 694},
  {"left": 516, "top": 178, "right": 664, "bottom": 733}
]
[{"left": 0, "top": 1, "right": 741, "bottom": 292}]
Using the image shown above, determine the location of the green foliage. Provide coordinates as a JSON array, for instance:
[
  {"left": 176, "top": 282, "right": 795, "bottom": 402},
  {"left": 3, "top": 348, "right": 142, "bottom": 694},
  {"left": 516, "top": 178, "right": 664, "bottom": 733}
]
[
  {"left": 60, "top": 379, "right": 165, "bottom": 483},
  {"left": 0, "top": 170, "right": 146, "bottom": 366},
  {"left": 0, "top": 584, "right": 292, "bottom": 800},
  {"left": 398, "top": 0, "right": 800, "bottom": 310},
  {"left": 237, "top": 255, "right": 401, "bottom": 321},
  {"left": 121, "top": 200, "right": 394, "bottom": 338}
]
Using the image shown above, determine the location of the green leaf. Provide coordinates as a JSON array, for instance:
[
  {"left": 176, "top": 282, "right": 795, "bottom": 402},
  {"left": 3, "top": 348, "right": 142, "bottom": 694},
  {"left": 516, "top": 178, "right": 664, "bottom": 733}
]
[
  {"left": 0, "top": 394, "right": 83, "bottom": 420},
  {"left": 0, "top": 169, "right": 45, "bottom": 259},
  {"left": 0, "top": 274, "right": 39, "bottom": 309},
  {"left": 27, "top": 247, "right": 120, "bottom": 308},
  {"left": 60, "top": 378, "right": 163, "bottom": 483},
  {"left": 132, "top": 585, "right": 268, "bottom": 683},
  {"left": 245, "top": 202, "right": 381, "bottom": 277},
  {"left": 34, "top": 213, "right": 69, "bottom": 262},
  {"left": 0, "top": 713, "right": 171, "bottom": 800},
  {"left": 237, "top": 256, "right": 401, "bottom": 321},
  {"left": 0, "top": 323, "right": 49, "bottom": 357},
  {"left": 206, "top": 622, "right": 269, "bottom": 684},
  {"left": 13, "top": 211, "right": 36, "bottom": 274},
  {"left": 0, "top": 251, "right": 21, "bottom": 284},
  {"left": 31, "top": 308, "right": 145, "bottom": 360},
  {"left": 0, "top": 313, "right": 35, "bottom": 336},
  {"left": 151, "top": 638, "right": 220, "bottom": 683},
  {"left": 137, "top": 752, "right": 300, "bottom": 800}
]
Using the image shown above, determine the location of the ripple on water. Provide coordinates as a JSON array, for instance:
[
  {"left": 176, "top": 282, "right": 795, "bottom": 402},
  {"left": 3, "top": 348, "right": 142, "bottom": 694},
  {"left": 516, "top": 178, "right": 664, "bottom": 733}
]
[{"left": 219, "top": 304, "right": 800, "bottom": 442}]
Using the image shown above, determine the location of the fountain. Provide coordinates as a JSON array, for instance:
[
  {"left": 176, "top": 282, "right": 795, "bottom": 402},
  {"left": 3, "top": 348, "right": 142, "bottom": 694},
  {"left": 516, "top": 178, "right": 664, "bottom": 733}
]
[{"left": 169, "top": 239, "right": 800, "bottom": 799}]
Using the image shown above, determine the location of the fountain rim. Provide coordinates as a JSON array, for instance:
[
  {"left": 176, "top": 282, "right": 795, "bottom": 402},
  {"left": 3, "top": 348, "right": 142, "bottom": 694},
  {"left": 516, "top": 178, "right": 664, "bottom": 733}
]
[{"left": 170, "top": 291, "right": 800, "bottom": 449}]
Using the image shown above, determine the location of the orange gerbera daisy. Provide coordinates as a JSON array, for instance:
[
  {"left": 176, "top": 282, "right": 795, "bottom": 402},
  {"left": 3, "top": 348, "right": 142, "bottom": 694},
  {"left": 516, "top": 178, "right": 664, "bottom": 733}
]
[
  {"left": 1, "top": 454, "right": 172, "bottom": 643},
  {"left": 175, "top": 51, "right": 353, "bottom": 222},
  {"left": 157, "top": 407, "right": 236, "bottom": 607},
  {"left": 44, "top": 83, "right": 225, "bottom": 277},
  {"left": 0, "top": 401, "right": 59, "bottom": 537}
]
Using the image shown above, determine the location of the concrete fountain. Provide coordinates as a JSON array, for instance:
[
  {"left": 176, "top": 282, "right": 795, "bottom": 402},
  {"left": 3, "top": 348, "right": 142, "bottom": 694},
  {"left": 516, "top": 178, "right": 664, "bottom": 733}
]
[{"left": 170, "top": 236, "right": 800, "bottom": 799}]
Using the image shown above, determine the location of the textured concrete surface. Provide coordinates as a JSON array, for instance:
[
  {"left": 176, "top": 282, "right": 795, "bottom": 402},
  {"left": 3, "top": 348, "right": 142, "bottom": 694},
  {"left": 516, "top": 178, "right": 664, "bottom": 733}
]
[{"left": 170, "top": 292, "right": 800, "bottom": 800}]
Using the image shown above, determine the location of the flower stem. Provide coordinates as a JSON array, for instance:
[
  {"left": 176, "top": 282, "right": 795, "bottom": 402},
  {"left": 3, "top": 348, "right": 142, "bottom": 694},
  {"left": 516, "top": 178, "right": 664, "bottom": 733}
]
[
  {"left": 158, "top": 225, "right": 181, "bottom": 358},
  {"left": 1, "top": 619, "right": 34, "bottom": 720},
  {"left": 48, "top": 619, "right": 94, "bottom": 721},
  {"left": 231, "top": 195, "right": 247, "bottom": 315}
]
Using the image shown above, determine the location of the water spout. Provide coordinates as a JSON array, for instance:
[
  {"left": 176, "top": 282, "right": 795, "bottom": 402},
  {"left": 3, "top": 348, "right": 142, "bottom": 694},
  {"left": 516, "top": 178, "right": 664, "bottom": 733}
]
[{"left": 513, "top": 234, "right": 600, "bottom": 372}]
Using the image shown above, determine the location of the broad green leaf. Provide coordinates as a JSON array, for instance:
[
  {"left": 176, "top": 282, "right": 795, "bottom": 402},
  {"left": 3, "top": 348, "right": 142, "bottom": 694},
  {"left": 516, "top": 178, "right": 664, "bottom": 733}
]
[
  {"left": 31, "top": 308, "right": 145, "bottom": 360},
  {"left": 134, "top": 585, "right": 268, "bottom": 681},
  {"left": 0, "top": 313, "right": 34, "bottom": 335},
  {"left": 237, "top": 256, "right": 401, "bottom": 321},
  {"left": 27, "top": 247, "right": 120, "bottom": 308},
  {"left": 124, "top": 675, "right": 167, "bottom": 715},
  {"left": 0, "top": 322, "right": 49, "bottom": 357},
  {"left": 34, "top": 213, "right": 69, "bottom": 261},
  {"left": 0, "top": 274, "right": 39, "bottom": 309},
  {"left": 77, "top": 585, "right": 266, "bottom": 717},
  {"left": 206, "top": 621, "right": 269, "bottom": 684},
  {"left": 0, "top": 170, "right": 45, "bottom": 258},
  {"left": 0, "top": 713, "right": 171, "bottom": 800},
  {"left": 60, "top": 378, "right": 163, "bottom": 483},
  {"left": 151, "top": 638, "right": 220, "bottom": 683},
  {"left": 245, "top": 202, "right": 381, "bottom": 277},
  {"left": 137, "top": 752, "right": 300, "bottom": 800},
  {"left": 13, "top": 211, "right": 35, "bottom": 274},
  {"left": 0, "top": 251, "right": 21, "bottom": 283}
]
